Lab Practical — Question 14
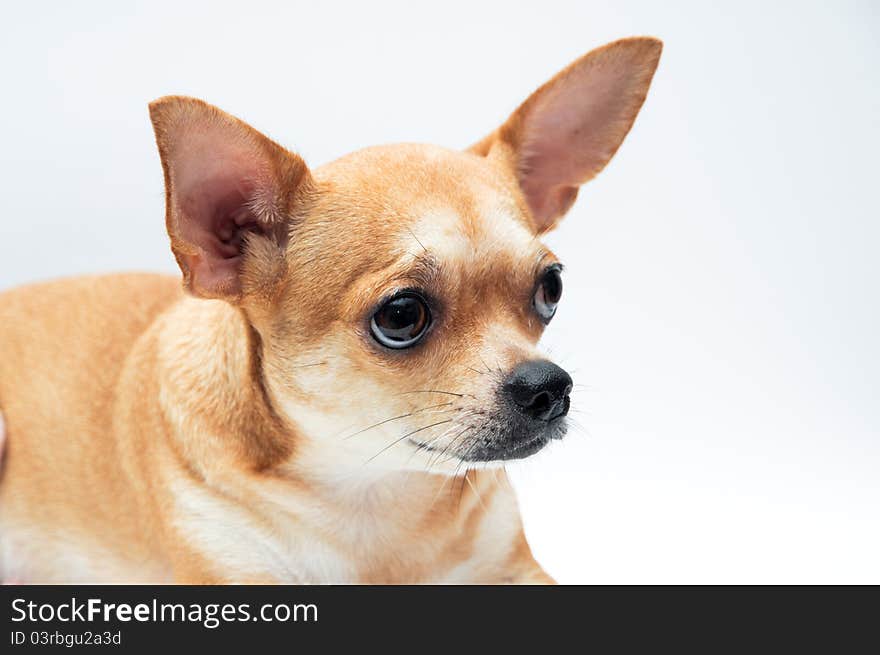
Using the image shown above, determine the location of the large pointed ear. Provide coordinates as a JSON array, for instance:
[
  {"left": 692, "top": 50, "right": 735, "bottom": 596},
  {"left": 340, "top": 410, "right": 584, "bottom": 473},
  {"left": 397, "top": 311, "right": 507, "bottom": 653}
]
[
  {"left": 470, "top": 37, "right": 662, "bottom": 233},
  {"left": 149, "top": 96, "right": 313, "bottom": 300}
]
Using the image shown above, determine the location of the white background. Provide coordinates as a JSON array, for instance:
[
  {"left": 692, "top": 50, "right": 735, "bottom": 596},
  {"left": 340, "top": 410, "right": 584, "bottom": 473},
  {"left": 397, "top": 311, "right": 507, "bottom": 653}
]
[{"left": 1, "top": 1, "right": 878, "bottom": 583}]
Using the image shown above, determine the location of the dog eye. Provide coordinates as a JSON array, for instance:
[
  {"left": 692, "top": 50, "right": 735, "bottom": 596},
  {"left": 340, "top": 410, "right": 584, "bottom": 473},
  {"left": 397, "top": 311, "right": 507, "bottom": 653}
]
[
  {"left": 371, "top": 292, "right": 431, "bottom": 349},
  {"left": 534, "top": 267, "right": 562, "bottom": 322}
]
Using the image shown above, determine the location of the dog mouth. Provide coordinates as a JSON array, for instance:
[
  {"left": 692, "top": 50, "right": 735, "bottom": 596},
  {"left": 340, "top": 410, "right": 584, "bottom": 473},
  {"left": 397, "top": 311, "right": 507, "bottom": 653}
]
[
  {"left": 410, "top": 417, "right": 566, "bottom": 463},
  {"left": 465, "top": 430, "right": 553, "bottom": 461}
]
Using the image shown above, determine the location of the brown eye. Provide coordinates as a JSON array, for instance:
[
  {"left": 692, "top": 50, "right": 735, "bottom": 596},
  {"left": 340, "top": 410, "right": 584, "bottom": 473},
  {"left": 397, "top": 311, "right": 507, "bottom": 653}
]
[
  {"left": 534, "top": 267, "right": 562, "bottom": 322},
  {"left": 371, "top": 293, "right": 431, "bottom": 349}
]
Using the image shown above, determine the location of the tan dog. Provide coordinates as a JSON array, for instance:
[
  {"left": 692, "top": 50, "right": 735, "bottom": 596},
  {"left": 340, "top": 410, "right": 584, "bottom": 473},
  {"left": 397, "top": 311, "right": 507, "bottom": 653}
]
[{"left": 0, "top": 38, "right": 661, "bottom": 583}]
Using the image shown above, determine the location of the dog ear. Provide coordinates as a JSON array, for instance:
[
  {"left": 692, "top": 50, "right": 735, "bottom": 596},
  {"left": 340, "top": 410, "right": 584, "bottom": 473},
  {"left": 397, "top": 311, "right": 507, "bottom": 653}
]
[
  {"left": 149, "top": 96, "right": 313, "bottom": 300},
  {"left": 470, "top": 37, "right": 662, "bottom": 233}
]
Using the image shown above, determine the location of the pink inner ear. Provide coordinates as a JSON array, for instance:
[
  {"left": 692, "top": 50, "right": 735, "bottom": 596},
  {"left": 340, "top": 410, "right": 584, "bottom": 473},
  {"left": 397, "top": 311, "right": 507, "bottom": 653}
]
[
  {"left": 519, "top": 69, "right": 631, "bottom": 224},
  {"left": 169, "top": 133, "right": 272, "bottom": 296},
  {"left": 514, "top": 40, "right": 661, "bottom": 229},
  {"left": 180, "top": 174, "right": 258, "bottom": 259}
]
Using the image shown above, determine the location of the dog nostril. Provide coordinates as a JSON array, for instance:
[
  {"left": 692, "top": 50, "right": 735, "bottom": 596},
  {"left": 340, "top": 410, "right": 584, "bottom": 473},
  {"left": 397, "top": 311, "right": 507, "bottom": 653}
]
[
  {"left": 504, "top": 360, "right": 573, "bottom": 421},
  {"left": 524, "top": 390, "right": 553, "bottom": 414},
  {"left": 521, "top": 390, "right": 569, "bottom": 422}
]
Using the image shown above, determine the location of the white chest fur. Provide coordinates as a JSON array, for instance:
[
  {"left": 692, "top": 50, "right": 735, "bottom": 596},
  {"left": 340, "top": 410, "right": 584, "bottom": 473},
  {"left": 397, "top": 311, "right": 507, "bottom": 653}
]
[{"left": 168, "top": 463, "right": 524, "bottom": 583}]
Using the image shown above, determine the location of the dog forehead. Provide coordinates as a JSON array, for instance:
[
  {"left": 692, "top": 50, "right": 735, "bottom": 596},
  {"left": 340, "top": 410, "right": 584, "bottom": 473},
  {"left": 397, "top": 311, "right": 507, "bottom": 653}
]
[
  {"left": 408, "top": 204, "right": 534, "bottom": 265},
  {"left": 314, "top": 143, "right": 535, "bottom": 260}
]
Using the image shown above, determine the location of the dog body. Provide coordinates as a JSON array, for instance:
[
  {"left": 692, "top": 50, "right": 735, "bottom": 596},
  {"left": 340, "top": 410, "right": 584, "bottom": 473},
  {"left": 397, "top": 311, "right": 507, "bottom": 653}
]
[
  {"left": 0, "top": 39, "right": 660, "bottom": 583},
  {"left": 0, "top": 274, "right": 538, "bottom": 583}
]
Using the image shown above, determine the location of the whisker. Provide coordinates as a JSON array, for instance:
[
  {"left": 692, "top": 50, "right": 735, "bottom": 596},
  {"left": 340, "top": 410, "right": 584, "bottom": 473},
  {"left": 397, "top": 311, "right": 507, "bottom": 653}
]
[
  {"left": 464, "top": 472, "right": 488, "bottom": 512},
  {"left": 364, "top": 419, "right": 453, "bottom": 464},
  {"left": 405, "top": 227, "right": 428, "bottom": 253},
  {"left": 424, "top": 408, "right": 486, "bottom": 470},
  {"left": 430, "top": 468, "right": 458, "bottom": 509},
  {"left": 455, "top": 463, "right": 470, "bottom": 510},
  {"left": 425, "top": 439, "right": 465, "bottom": 497},
  {"left": 415, "top": 423, "right": 465, "bottom": 459},
  {"left": 438, "top": 421, "right": 490, "bottom": 466},
  {"left": 401, "top": 390, "right": 475, "bottom": 399},
  {"left": 448, "top": 458, "right": 467, "bottom": 493},
  {"left": 424, "top": 424, "right": 471, "bottom": 479},
  {"left": 400, "top": 421, "right": 468, "bottom": 485},
  {"left": 342, "top": 402, "right": 453, "bottom": 440},
  {"left": 565, "top": 416, "right": 591, "bottom": 440},
  {"left": 421, "top": 424, "right": 472, "bottom": 472},
  {"left": 494, "top": 356, "right": 504, "bottom": 376}
]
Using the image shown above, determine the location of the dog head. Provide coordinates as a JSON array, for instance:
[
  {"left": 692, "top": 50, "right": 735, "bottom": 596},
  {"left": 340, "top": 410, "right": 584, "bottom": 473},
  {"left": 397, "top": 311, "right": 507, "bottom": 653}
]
[{"left": 149, "top": 37, "right": 661, "bottom": 474}]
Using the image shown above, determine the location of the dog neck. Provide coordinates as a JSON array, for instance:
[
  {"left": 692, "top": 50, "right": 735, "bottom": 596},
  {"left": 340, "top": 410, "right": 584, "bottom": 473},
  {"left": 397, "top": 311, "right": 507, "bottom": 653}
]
[
  {"left": 152, "top": 297, "right": 292, "bottom": 476},
  {"left": 129, "top": 295, "right": 524, "bottom": 581}
]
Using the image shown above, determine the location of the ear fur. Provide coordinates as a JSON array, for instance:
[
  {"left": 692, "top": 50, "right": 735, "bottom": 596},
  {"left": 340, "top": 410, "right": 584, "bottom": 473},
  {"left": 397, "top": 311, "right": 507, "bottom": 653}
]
[
  {"left": 149, "top": 96, "right": 313, "bottom": 300},
  {"left": 471, "top": 37, "right": 662, "bottom": 232}
]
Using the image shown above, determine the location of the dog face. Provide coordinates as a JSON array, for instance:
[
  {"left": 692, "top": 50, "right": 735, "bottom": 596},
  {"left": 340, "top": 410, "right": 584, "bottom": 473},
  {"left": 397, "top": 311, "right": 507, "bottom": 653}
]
[
  {"left": 149, "top": 37, "right": 661, "bottom": 474},
  {"left": 262, "top": 144, "right": 571, "bottom": 472}
]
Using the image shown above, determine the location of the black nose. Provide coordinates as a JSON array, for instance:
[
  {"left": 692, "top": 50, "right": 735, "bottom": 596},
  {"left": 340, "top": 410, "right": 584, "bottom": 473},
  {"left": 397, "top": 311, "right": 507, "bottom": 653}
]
[{"left": 503, "top": 360, "right": 572, "bottom": 422}]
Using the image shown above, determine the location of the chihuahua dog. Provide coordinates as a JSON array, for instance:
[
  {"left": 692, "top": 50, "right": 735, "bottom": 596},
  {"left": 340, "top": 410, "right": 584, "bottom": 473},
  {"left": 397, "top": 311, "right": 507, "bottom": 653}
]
[{"left": 0, "top": 37, "right": 660, "bottom": 583}]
